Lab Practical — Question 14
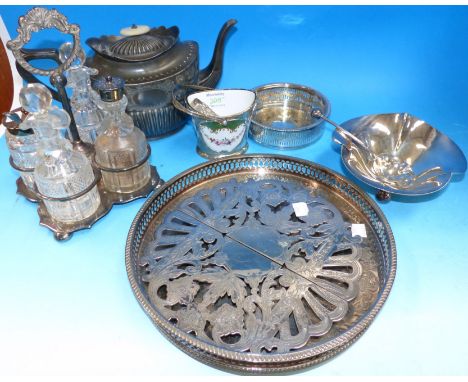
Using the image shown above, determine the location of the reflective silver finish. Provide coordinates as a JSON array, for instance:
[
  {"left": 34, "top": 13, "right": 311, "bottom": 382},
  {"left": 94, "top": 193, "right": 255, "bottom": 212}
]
[
  {"left": 7, "top": 7, "right": 93, "bottom": 156},
  {"left": 7, "top": 7, "right": 83, "bottom": 77},
  {"left": 37, "top": 166, "right": 162, "bottom": 241},
  {"left": 93, "top": 75, "right": 125, "bottom": 102},
  {"left": 313, "top": 109, "right": 377, "bottom": 157},
  {"left": 143, "top": 178, "right": 363, "bottom": 351},
  {"left": 337, "top": 113, "right": 467, "bottom": 197},
  {"left": 249, "top": 83, "right": 330, "bottom": 149},
  {"left": 16, "top": 177, "right": 41, "bottom": 203},
  {"left": 191, "top": 97, "right": 219, "bottom": 118},
  {"left": 126, "top": 154, "right": 397, "bottom": 373},
  {"left": 314, "top": 110, "right": 447, "bottom": 191},
  {"left": 172, "top": 87, "right": 229, "bottom": 126},
  {"left": 97, "top": 165, "right": 163, "bottom": 205},
  {"left": 37, "top": 175, "right": 113, "bottom": 241}
]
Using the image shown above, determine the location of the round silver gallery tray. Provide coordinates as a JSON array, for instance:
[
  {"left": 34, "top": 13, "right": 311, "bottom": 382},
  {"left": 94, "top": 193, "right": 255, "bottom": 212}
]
[{"left": 125, "top": 154, "right": 397, "bottom": 373}]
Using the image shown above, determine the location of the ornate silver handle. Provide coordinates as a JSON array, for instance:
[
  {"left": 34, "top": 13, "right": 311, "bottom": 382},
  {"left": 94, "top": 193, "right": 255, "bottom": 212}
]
[
  {"left": 172, "top": 86, "right": 229, "bottom": 125},
  {"left": 7, "top": 7, "right": 84, "bottom": 76},
  {"left": 311, "top": 108, "right": 371, "bottom": 153}
]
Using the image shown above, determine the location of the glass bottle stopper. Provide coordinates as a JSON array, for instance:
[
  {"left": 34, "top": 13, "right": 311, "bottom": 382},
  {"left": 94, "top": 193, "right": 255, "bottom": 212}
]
[
  {"left": 19, "top": 83, "right": 52, "bottom": 115},
  {"left": 94, "top": 75, "right": 125, "bottom": 102}
]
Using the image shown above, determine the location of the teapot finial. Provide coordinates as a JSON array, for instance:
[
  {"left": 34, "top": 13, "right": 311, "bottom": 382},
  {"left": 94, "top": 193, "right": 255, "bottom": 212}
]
[{"left": 120, "top": 24, "right": 150, "bottom": 37}]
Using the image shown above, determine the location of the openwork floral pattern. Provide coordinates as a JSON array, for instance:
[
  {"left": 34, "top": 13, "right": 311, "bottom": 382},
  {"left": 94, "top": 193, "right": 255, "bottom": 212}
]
[
  {"left": 140, "top": 178, "right": 363, "bottom": 353},
  {"left": 7, "top": 7, "right": 82, "bottom": 76}
]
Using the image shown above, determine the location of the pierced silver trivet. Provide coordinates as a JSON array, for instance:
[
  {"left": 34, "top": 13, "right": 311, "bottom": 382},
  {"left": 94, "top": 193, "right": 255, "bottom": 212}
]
[{"left": 126, "top": 155, "right": 396, "bottom": 373}]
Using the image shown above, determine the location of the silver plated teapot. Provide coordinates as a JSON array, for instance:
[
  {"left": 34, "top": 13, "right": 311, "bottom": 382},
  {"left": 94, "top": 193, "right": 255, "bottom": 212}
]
[{"left": 86, "top": 20, "right": 237, "bottom": 139}]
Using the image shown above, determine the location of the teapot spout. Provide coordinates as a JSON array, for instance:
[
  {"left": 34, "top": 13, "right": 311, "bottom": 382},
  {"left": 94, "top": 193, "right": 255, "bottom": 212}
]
[{"left": 198, "top": 19, "right": 237, "bottom": 88}]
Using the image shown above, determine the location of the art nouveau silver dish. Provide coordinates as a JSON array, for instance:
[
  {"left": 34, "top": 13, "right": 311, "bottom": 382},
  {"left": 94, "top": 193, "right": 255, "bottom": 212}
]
[
  {"left": 126, "top": 154, "right": 397, "bottom": 373},
  {"left": 336, "top": 113, "right": 467, "bottom": 200}
]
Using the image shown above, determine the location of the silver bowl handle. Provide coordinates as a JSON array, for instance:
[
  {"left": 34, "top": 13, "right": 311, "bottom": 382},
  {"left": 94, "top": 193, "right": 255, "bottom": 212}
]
[
  {"left": 172, "top": 85, "right": 229, "bottom": 125},
  {"left": 311, "top": 109, "right": 370, "bottom": 153}
]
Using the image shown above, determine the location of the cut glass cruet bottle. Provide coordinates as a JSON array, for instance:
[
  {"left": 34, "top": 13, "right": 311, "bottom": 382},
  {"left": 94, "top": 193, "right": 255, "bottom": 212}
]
[
  {"left": 65, "top": 65, "right": 103, "bottom": 144},
  {"left": 4, "top": 106, "right": 38, "bottom": 191},
  {"left": 20, "top": 83, "right": 102, "bottom": 223},
  {"left": 93, "top": 75, "right": 151, "bottom": 194}
]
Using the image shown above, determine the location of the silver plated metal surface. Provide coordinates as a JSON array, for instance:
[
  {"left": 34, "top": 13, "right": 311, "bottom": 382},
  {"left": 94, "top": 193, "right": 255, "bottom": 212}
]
[
  {"left": 16, "top": 177, "right": 41, "bottom": 203},
  {"left": 249, "top": 83, "right": 330, "bottom": 149},
  {"left": 92, "top": 144, "right": 152, "bottom": 173},
  {"left": 27, "top": 165, "right": 162, "bottom": 238},
  {"left": 103, "top": 166, "right": 164, "bottom": 205},
  {"left": 86, "top": 20, "right": 237, "bottom": 139},
  {"left": 126, "top": 154, "right": 397, "bottom": 373},
  {"left": 7, "top": 7, "right": 83, "bottom": 76},
  {"left": 172, "top": 87, "right": 255, "bottom": 159},
  {"left": 313, "top": 110, "right": 448, "bottom": 191},
  {"left": 87, "top": 26, "right": 179, "bottom": 62},
  {"left": 9, "top": 155, "right": 34, "bottom": 173},
  {"left": 191, "top": 97, "right": 219, "bottom": 118},
  {"left": 38, "top": 178, "right": 113, "bottom": 241},
  {"left": 337, "top": 113, "right": 467, "bottom": 197},
  {"left": 7, "top": 7, "right": 91, "bottom": 152}
]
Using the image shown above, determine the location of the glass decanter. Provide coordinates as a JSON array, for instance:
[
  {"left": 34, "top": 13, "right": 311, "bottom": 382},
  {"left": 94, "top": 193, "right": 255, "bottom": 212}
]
[
  {"left": 20, "top": 83, "right": 101, "bottom": 223},
  {"left": 4, "top": 108, "right": 38, "bottom": 191},
  {"left": 94, "top": 76, "right": 151, "bottom": 193},
  {"left": 66, "top": 65, "right": 103, "bottom": 143}
]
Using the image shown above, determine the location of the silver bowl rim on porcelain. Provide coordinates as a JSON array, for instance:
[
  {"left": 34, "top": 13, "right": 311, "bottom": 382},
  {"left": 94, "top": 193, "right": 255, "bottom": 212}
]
[{"left": 172, "top": 86, "right": 256, "bottom": 125}]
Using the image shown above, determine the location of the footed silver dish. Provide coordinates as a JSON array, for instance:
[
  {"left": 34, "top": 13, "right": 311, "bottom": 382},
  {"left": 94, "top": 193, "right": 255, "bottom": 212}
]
[{"left": 337, "top": 113, "right": 467, "bottom": 200}]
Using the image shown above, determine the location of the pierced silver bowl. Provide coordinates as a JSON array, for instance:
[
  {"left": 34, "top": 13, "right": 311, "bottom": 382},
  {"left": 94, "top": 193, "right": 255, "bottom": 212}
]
[
  {"left": 337, "top": 113, "right": 467, "bottom": 200},
  {"left": 249, "top": 83, "right": 331, "bottom": 149}
]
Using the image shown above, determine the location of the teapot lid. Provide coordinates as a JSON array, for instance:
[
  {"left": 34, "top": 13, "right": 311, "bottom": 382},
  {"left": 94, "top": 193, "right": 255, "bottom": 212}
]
[{"left": 86, "top": 25, "right": 179, "bottom": 62}]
